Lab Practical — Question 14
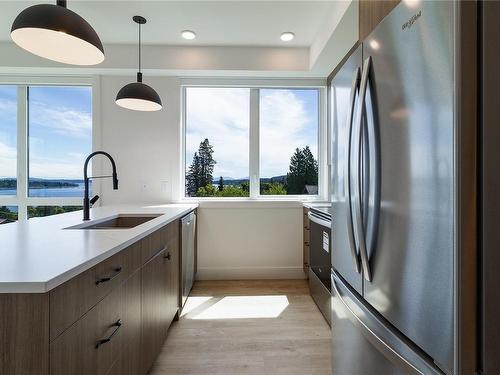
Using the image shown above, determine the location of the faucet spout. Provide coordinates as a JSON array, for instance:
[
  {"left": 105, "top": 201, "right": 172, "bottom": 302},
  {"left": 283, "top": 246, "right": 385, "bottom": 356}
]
[{"left": 83, "top": 151, "right": 118, "bottom": 221}]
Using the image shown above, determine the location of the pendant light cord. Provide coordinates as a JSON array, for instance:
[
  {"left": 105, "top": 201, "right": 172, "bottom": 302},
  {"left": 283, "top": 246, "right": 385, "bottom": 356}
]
[
  {"left": 138, "top": 21, "right": 141, "bottom": 74},
  {"left": 137, "top": 21, "right": 143, "bottom": 82}
]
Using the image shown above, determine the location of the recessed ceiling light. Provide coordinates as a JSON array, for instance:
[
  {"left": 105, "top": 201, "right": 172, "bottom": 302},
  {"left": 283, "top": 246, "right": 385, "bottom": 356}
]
[
  {"left": 280, "top": 32, "right": 295, "bottom": 42},
  {"left": 181, "top": 30, "right": 196, "bottom": 40}
]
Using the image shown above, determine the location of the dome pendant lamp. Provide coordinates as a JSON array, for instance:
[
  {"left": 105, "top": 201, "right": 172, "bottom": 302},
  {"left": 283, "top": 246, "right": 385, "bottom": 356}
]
[
  {"left": 10, "top": 0, "right": 104, "bottom": 65},
  {"left": 115, "top": 16, "right": 162, "bottom": 112}
]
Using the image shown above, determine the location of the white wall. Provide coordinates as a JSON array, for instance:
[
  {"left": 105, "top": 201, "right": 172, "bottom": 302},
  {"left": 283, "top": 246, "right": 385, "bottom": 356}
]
[
  {"left": 95, "top": 75, "right": 307, "bottom": 280},
  {"left": 96, "top": 75, "right": 182, "bottom": 204},
  {"left": 196, "top": 204, "right": 305, "bottom": 280}
]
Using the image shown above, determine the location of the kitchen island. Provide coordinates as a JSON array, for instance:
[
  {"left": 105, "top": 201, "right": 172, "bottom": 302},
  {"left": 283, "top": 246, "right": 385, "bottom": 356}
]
[{"left": 0, "top": 203, "right": 197, "bottom": 375}]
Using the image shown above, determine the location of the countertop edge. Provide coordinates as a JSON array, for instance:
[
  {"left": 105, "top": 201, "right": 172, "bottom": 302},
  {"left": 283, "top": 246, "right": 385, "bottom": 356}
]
[{"left": 0, "top": 205, "right": 197, "bottom": 294}]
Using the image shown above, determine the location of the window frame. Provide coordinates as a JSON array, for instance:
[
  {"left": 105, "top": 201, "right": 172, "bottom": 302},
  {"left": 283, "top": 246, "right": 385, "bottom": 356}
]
[
  {"left": 0, "top": 76, "right": 96, "bottom": 220},
  {"left": 181, "top": 78, "right": 327, "bottom": 201}
]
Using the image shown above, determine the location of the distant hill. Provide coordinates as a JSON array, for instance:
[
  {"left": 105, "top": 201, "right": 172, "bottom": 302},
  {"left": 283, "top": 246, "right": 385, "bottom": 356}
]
[{"left": 0, "top": 178, "right": 82, "bottom": 189}]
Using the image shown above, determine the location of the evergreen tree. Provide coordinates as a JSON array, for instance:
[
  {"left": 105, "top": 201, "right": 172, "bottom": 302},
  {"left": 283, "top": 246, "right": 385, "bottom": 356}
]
[
  {"left": 198, "top": 138, "right": 216, "bottom": 188},
  {"left": 185, "top": 139, "right": 216, "bottom": 197},
  {"left": 286, "top": 146, "right": 318, "bottom": 194},
  {"left": 218, "top": 176, "right": 224, "bottom": 191},
  {"left": 186, "top": 152, "right": 201, "bottom": 196}
]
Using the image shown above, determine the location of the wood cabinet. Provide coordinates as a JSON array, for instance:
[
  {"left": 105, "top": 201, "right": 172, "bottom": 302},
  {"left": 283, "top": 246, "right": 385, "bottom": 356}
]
[
  {"left": 120, "top": 270, "right": 142, "bottom": 375},
  {"left": 50, "top": 282, "right": 123, "bottom": 375},
  {"left": 141, "top": 223, "right": 179, "bottom": 374},
  {"left": 303, "top": 207, "right": 311, "bottom": 276},
  {"left": 359, "top": 0, "right": 400, "bottom": 40},
  {"left": 49, "top": 241, "right": 141, "bottom": 340},
  {"left": 0, "top": 215, "right": 188, "bottom": 375},
  {"left": 141, "top": 249, "right": 169, "bottom": 373},
  {"left": 165, "top": 219, "right": 180, "bottom": 323}
]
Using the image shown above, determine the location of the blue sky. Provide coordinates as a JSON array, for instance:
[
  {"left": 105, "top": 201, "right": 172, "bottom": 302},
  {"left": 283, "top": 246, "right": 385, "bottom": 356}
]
[
  {"left": 1, "top": 85, "right": 318, "bottom": 181},
  {"left": 185, "top": 88, "right": 318, "bottom": 179},
  {"left": 0, "top": 85, "right": 92, "bottom": 179}
]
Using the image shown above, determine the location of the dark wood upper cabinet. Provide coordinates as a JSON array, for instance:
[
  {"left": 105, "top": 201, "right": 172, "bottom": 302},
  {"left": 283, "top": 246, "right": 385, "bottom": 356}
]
[{"left": 359, "top": 0, "right": 400, "bottom": 40}]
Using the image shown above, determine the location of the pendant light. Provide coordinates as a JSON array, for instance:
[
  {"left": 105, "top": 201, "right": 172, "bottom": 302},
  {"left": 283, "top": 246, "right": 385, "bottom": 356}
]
[
  {"left": 10, "top": 0, "right": 104, "bottom": 65},
  {"left": 115, "top": 16, "right": 162, "bottom": 112}
]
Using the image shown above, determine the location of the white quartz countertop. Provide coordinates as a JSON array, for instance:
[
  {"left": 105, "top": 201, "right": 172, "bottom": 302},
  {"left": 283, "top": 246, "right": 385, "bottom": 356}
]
[{"left": 0, "top": 204, "right": 198, "bottom": 293}]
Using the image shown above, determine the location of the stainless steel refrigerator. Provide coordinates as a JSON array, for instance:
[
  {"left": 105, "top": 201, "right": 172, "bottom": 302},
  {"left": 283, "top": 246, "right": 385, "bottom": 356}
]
[{"left": 330, "top": 1, "right": 483, "bottom": 374}]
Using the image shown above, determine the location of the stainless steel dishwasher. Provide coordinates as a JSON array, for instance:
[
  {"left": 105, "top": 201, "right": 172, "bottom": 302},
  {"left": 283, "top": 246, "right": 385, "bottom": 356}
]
[{"left": 181, "top": 211, "right": 196, "bottom": 308}]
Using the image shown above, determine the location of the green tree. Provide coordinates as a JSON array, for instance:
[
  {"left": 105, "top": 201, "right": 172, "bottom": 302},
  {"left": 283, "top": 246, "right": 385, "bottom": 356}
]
[
  {"left": 198, "top": 138, "right": 216, "bottom": 188},
  {"left": 196, "top": 184, "right": 218, "bottom": 197},
  {"left": 218, "top": 176, "right": 224, "bottom": 192},
  {"left": 219, "top": 185, "right": 248, "bottom": 197},
  {"left": 286, "top": 146, "right": 318, "bottom": 194},
  {"left": 0, "top": 206, "right": 18, "bottom": 222},
  {"left": 262, "top": 182, "right": 287, "bottom": 195},
  {"left": 186, "top": 152, "right": 201, "bottom": 196},
  {"left": 185, "top": 138, "right": 217, "bottom": 197},
  {"left": 196, "top": 184, "right": 249, "bottom": 197}
]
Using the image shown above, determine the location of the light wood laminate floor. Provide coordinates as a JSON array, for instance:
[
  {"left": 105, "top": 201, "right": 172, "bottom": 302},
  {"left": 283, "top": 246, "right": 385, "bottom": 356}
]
[{"left": 148, "top": 280, "right": 331, "bottom": 375}]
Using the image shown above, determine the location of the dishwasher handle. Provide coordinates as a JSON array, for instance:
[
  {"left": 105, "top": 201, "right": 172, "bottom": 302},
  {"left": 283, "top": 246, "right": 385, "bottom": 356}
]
[{"left": 308, "top": 211, "right": 331, "bottom": 229}]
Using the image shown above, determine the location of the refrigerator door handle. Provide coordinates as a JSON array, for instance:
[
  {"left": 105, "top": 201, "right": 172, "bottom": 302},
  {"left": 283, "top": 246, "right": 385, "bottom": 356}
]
[
  {"left": 363, "top": 56, "right": 381, "bottom": 275},
  {"left": 353, "top": 57, "right": 372, "bottom": 281},
  {"left": 345, "top": 67, "right": 361, "bottom": 274},
  {"left": 331, "top": 271, "right": 445, "bottom": 375}
]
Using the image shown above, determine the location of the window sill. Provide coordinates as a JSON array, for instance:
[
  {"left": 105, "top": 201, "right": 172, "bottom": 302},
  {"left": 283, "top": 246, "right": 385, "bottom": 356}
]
[{"left": 176, "top": 197, "right": 326, "bottom": 209}]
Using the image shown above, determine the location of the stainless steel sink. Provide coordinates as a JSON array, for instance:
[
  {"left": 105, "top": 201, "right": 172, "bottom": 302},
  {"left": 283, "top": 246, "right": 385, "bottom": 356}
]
[{"left": 66, "top": 214, "right": 162, "bottom": 230}]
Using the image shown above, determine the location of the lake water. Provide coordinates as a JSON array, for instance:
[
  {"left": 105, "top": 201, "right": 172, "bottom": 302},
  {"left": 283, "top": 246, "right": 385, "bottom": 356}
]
[{"left": 0, "top": 182, "right": 90, "bottom": 198}]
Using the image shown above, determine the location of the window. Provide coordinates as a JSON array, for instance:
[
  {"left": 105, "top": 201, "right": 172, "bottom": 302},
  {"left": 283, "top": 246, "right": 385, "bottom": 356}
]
[
  {"left": 0, "top": 86, "right": 17, "bottom": 196},
  {"left": 185, "top": 87, "right": 250, "bottom": 198},
  {"left": 260, "top": 89, "right": 319, "bottom": 195},
  {"left": 0, "top": 80, "right": 92, "bottom": 222},
  {"left": 183, "top": 84, "right": 322, "bottom": 199},
  {"left": 28, "top": 86, "right": 92, "bottom": 198}
]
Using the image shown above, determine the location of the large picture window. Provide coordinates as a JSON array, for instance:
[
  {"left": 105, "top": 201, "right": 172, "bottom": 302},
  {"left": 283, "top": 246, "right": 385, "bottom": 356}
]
[
  {"left": 185, "top": 87, "right": 250, "bottom": 198},
  {"left": 0, "top": 80, "right": 92, "bottom": 222},
  {"left": 259, "top": 89, "right": 319, "bottom": 195},
  {"left": 183, "top": 84, "right": 322, "bottom": 199},
  {"left": 28, "top": 86, "right": 92, "bottom": 198}
]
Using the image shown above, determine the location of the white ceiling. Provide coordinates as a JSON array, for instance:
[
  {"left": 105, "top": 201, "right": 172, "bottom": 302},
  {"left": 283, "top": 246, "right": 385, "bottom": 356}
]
[{"left": 0, "top": 1, "right": 340, "bottom": 47}]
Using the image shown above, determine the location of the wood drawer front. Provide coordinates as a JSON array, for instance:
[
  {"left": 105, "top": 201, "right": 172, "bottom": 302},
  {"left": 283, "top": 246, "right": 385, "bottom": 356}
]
[
  {"left": 50, "top": 243, "right": 140, "bottom": 341},
  {"left": 50, "top": 285, "right": 123, "bottom": 375},
  {"left": 141, "top": 226, "right": 168, "bottom": 264},
  {"left": 165, "top": 219, "right": 179, "bottom": 256}
]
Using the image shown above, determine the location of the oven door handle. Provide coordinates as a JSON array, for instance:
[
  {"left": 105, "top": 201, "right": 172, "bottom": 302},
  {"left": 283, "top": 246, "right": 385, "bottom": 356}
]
[{"left": 308, "top": 212, "right": 331, "bottom": 229}]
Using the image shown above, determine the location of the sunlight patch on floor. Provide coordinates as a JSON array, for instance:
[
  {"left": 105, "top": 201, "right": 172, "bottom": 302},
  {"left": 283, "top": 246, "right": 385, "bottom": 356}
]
[
  {"left": 180, "top": 296, "right": 213, "bottom": 317},
  {"left": 190, "top": 295, "right": 289, "bottom": 320}
]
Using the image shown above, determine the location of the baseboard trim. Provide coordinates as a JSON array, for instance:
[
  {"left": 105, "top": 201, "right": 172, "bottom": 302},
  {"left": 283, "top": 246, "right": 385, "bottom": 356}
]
[{"left": 196, "top": 266, "right": 307, "bottom": 280}]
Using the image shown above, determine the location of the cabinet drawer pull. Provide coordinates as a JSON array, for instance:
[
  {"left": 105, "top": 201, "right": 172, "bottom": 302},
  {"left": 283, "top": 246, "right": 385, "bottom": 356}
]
[
  {"left": 95, "top": 267, "right": 123, "bottom": 285},
  {"left": 95, "top": 319, "right": 122, "bottom": 349},
  {"left": 164, "top": 252, "right": 171, "bottom": 260}
]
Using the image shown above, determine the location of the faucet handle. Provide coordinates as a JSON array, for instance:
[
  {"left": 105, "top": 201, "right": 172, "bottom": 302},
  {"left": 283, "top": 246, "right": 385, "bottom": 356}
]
[{"left": 90, "top": 195, "right": 100, "bottom": 207}]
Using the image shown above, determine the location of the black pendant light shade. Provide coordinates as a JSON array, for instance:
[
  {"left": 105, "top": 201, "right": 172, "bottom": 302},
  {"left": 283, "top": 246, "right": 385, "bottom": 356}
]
[
  {"left": 115, "top": 16, "right": 162, "bottom": 112},
  {"left": 116, "top": 73, "right": 162, "bottom": 111},
  {"left": 10, "top": 0, "right": 104, "bottom": 65}
]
